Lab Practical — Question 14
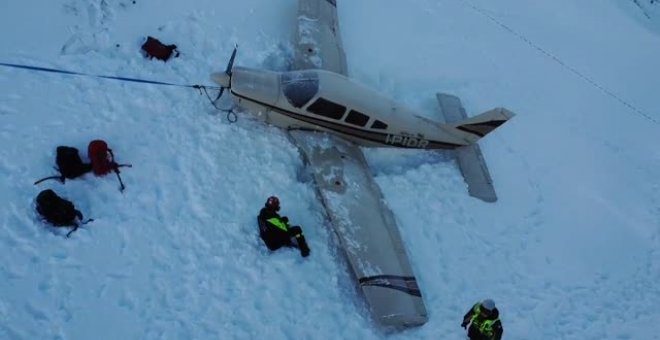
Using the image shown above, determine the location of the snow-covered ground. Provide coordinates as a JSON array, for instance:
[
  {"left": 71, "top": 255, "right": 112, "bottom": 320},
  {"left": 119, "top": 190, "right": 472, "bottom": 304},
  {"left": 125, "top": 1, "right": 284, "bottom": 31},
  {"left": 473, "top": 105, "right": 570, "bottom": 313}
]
[
  {"left": 622, "top": 0, "right": 660, "bottom": 33},
  {"left": 1, "top": 0, "right": 659, "bottom": 339}
]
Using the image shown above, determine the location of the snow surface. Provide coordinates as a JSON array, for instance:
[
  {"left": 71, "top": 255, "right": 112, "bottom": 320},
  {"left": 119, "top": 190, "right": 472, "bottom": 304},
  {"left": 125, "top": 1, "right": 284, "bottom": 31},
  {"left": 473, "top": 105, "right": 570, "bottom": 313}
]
[
  {"left": 1, "top": 0, "right": 659, "bottom": 339},
  {"left": 620, "top": 0, "right": 660, "bottom": 34}
]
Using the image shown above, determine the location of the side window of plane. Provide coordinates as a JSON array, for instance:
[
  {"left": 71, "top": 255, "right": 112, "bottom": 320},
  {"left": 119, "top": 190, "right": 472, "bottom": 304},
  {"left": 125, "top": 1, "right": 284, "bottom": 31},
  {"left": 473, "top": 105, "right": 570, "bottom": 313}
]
[
  {"left": 282, "top": 72, "right": 319, "bottom": 108},
  {"left": 307, "top": 98, "right": 346, "bottom": 119},
  {"left": 345, "top": 110, "right": 369, "bottom": 127},
  {"left": 371, "top": 120, "right": 388, "bottom": 130}
]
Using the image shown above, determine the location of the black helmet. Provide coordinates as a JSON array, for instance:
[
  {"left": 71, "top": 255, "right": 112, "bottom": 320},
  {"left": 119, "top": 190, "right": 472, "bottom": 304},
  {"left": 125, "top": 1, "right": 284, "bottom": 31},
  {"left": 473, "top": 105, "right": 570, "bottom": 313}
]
[{"left": 265, "top": 196, "right": 280, "bottom": 211}]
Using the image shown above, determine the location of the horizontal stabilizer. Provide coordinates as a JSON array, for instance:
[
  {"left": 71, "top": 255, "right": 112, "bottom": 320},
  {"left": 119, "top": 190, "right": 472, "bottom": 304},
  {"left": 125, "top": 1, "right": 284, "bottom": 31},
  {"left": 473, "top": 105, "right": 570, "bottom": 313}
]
[
  {"left": 436, "top": 93, "right": 509, "bottom": 202},
  {"left": 455, "top": 144, "right": 497, "bottom": 202}
]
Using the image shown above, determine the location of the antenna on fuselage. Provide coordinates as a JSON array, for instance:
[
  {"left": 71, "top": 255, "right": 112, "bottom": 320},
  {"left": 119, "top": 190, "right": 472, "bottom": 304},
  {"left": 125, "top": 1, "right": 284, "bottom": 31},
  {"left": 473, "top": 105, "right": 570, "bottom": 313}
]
[{"left": 212, "top": 45, "right": 238, "bottom": 102}]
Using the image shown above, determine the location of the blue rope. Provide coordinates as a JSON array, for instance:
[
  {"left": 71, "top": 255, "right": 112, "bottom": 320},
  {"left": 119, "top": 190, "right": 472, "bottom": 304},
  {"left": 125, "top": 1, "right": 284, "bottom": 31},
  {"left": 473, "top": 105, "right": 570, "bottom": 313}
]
[{"left": 0, "top": 61, "right": 222, "bottom": 90}]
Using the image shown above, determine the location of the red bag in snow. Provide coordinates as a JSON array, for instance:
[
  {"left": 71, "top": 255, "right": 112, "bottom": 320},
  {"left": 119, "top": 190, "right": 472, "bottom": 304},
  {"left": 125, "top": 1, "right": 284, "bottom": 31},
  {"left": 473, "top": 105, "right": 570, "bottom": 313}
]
[
  {"left": 88, "top": 140, "right": 132, "bottom": 191},
  {"left": 88, "top": 140, "right": 115, "bottom": 176},
  {"left": 141, "top": 36, "right": 179, "bottom": 62}
]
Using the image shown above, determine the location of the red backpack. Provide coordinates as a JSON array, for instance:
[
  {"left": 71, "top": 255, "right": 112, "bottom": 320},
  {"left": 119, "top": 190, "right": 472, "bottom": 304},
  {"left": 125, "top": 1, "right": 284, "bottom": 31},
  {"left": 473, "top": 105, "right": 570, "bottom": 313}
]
[
  {"left": 88, "top": 140, "right": 132, "bottom": 191},
  {"left": 88, "top": 140, "right": 114, "bottom": 175}
]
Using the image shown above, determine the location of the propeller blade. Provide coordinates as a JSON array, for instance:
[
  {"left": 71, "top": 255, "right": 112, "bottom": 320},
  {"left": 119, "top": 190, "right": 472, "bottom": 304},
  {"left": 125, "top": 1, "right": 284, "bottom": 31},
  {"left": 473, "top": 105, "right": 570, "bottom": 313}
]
[
  {"left": 214, "top": 87, "right": 225, "bottom": 102},
  {"left": 213, "top": 46, "right": 238, "bottom": 102},
  {"left": 225, "top": 46, "right": 237, "bottom": 76}
]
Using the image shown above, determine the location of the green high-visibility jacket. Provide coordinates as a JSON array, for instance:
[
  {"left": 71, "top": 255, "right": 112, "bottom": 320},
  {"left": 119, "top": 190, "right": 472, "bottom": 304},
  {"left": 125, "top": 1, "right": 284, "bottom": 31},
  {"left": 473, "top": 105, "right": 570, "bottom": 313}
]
[
  {"left": 266, "top": 217, "right": 288, "bottom": 232},
  {"left": 463, "top": 303, "right": 503, "bottom": 340}
]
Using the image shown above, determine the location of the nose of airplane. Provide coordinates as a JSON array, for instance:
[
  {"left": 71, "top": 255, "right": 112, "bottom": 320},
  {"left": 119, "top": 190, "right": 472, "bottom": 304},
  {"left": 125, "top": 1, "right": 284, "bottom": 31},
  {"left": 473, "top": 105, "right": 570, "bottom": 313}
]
[
  {"left": 230, "top": 67, "right": 281, "bottom": 106},
  {"left": 210, "top": 72, "right": 230, "bottom": 87}
]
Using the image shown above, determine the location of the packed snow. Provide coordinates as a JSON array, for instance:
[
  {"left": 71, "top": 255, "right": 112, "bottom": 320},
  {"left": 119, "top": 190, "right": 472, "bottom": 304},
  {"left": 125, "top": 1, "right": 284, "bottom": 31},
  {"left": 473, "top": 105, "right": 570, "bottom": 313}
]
[
  {"left": 622, "top": 0, "right": 660, "bottom": 33},
  {"left": 1, "top": 0, "right": 659, "bottom": 339}
]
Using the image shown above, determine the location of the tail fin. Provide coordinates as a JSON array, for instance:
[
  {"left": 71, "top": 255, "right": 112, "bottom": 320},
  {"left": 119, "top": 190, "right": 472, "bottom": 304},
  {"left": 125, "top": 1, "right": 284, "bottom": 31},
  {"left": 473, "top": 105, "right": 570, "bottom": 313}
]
[{"left": 450, "top": 108, "right": 515, "bottom": 143}]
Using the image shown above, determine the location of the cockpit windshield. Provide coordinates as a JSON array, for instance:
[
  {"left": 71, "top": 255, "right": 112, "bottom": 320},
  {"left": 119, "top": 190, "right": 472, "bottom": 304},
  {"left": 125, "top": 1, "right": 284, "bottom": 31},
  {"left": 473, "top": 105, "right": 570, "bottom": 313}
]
[{"left": 281, "top": 71, "right": 319, "bottom": 108}]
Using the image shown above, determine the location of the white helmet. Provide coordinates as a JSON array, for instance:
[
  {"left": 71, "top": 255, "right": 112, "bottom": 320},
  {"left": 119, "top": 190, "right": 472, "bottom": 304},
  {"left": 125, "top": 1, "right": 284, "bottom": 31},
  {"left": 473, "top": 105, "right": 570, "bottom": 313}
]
[{"left": 481, "top": 299, "right": 496, "bottom": 311}]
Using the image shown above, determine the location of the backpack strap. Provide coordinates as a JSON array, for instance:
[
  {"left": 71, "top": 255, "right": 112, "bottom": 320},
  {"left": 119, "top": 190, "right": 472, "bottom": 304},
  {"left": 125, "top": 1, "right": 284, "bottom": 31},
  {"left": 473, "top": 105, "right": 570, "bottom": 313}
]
[
  {"left": 76, "top": 210, "right": 94, "bottom": 225},
  {"left": 115, "top": 171, "right": 126, "bottom": 192},
  {"left": 34, "top": 175, "right": 64, "bottom": 185},
  {"left": 108, "top": 148, "right": 132, "bottom": 192},
  {"left": 107, "top": 149, "right": 132, "bottom": 168},
  {"left": 34, "top": 165, "right": 70, "bottom": 185},
  {"left": 65, "top": 212, "right": 94, "bottom": 238},
  {"left": 108, "top": 148, "right": 115, "bottom": 163},
  {"left": 66, "top": 224, "right": 79, "bottom": 238}
]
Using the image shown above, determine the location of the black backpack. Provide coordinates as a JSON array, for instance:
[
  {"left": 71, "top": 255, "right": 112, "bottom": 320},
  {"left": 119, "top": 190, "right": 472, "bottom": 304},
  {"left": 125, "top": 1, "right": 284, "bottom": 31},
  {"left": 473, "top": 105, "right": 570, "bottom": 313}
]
[
  {"left": 35, "top": 189, "right": 92, "bottom": 237},
  {"left": 34, "top": 146, "right": 92, "bottom": 185}
]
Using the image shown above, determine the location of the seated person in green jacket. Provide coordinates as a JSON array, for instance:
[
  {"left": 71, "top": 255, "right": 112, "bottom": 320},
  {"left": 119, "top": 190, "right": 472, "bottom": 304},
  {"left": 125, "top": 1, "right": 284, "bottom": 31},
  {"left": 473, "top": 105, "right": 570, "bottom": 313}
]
[{"left": 257, "top": 196, "right": 310, "bottom": 257}]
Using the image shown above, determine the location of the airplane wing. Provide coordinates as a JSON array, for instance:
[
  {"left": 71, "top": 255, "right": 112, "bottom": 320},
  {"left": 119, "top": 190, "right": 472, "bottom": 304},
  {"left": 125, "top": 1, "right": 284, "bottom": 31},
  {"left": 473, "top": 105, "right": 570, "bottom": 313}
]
[
  {"left": 289, "top": 131, "right": 428, "bottom": 326},
  {"left": 289, "top": 0, "right": 428, "bottom": 327},
  {"left": 293, "top": 0, "right": 348, "bottom": 75}
]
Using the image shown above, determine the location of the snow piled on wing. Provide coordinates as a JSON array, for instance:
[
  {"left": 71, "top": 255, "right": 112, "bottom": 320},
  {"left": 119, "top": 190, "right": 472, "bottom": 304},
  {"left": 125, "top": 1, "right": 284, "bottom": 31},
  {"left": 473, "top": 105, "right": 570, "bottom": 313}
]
[
  {"left": 291, "top": 131, "right": 365, "bottom": 257},
  {"left": 289, "top": 131, "right": 419, "bottom": 281},
  {"left": 297, "top": 16, "right": 323, "bottom": 68}
]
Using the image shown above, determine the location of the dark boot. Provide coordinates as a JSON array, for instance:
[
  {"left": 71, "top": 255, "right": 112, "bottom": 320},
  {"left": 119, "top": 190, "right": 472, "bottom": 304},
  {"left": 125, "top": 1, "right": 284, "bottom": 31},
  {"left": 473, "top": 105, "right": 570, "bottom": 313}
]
[
  {"left": 297, "top": 234, "right": 310, "bottom": 257},
  {"left": 289, "top": 226, "right": 310, "bottom": 257}
]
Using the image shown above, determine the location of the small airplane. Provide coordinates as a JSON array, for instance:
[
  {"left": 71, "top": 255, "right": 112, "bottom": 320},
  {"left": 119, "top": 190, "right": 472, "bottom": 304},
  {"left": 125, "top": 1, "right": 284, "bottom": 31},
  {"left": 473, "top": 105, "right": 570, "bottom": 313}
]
[
  {"left": 211, "top": 0, "right": 515, "bottom": 328},
  {"left": 213, "top": 66, "right": 513, "bottom": 150}
]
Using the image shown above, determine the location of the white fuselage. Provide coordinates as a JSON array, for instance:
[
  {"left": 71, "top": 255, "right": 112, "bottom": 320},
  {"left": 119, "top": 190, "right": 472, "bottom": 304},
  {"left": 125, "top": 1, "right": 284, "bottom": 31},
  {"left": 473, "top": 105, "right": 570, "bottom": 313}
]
[{"left": 228, "top": 67, "right": 472, "bottom": 149}]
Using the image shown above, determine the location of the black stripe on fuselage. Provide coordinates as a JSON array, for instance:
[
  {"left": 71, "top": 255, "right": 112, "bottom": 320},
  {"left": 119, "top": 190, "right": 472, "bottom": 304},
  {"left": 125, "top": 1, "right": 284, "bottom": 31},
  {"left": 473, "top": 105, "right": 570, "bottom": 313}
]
[
  {"left": 325, "top": 0, "right": 337, "bottom": 7},
  {"left": 231, "top": 91, "right": 463, "bottom": 149},
  {"left": 359, "top": 275, "right": 421, "bottom": 297}
]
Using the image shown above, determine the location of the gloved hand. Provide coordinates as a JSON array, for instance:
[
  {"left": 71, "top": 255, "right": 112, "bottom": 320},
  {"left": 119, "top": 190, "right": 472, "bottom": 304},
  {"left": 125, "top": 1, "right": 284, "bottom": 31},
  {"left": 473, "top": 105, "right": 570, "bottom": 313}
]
[
  {"left": 282, "top": 216, "right": 289, "bottom": 223},
  {"left": 461, "top": 321, "right": 467, "bottom": 329}
]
